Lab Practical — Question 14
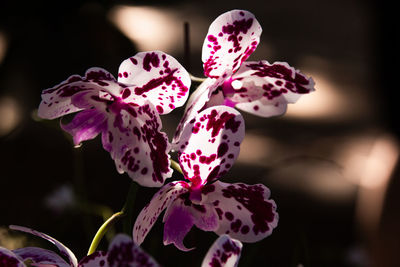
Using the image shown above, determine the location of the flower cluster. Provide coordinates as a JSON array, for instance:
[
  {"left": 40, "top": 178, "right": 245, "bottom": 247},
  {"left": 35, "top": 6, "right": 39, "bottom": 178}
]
[{"left": 1, "top": 9, "right": 314, "bottom": 267}]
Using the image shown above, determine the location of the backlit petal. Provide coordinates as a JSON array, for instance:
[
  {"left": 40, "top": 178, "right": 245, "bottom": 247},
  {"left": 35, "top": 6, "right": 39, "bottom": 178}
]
[
  {"left": 201, "top": 235, "right": 242, "bottom": 267},
  {"left": 0, "top": 247, "right": 25, "bottom": 267},
  {"left": 9, "top": 225, "right": 78, "bottom": 267},
  {"left": 178, "top": 106, "right": 245, "bottom": 186},
  {"left": 202, "top": 10, "right": 261, "bottom": 78},
  {"left": 13, "top": 247, "right": 69, "bottom": 267},
  {"left": 38, "top": 68, "right": 120, "bottom": 119},
  {"left": 118, "top": 51, "right": 190, "bottom": 114},
  {"left": 172, "top": 78, "right": 223, "bottom": 149},
  {"left": 106, "top": 103, "right": 172, "bottom": 187},
  {"left": 133, "top": 181, "right": 188, "bottom": 245},
  {"left": 227, "top": 61, "right": 315, "bottom": 117},
  {"left": 203, "top": 181, "right": 278, "bottom": 243}
]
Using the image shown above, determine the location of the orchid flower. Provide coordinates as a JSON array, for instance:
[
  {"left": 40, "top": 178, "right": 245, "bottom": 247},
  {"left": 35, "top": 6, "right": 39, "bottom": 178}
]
[
  {"left": 201, "top": 235, "right": 242, "bottom": 267},
  {"left": 174, "top": 9, "right": 315, "bottom": 144},
  {"left": 133, "top": 106, "right": 278, "bottom": 251},
  {"left": 0, "top": 225, "right": 160, "bottom": 267},
  {"left": 38, "top": 51, "right": 191, "bottom": 187}
]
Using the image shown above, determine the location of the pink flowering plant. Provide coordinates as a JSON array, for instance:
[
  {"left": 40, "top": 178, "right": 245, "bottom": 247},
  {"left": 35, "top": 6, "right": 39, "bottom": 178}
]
[{"left": 1, "top": 9, "right": 314, "bottom": 267}]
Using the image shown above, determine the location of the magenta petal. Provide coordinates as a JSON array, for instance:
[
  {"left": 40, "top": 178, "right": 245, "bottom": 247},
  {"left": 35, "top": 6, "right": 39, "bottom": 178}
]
[
  {"left": 204, "top": 181, "right": 278, "bottom": 243},
  {"left": 0, "top": 247, "right": 25, "bottom": 267},
  {"left": 107, "top": 234, "right": 160, "bottom": 267},
  {"left": 9, "top": 225, "right": 78, "bottom": 267},
  {"left": 118, "top": 51, "right": 191, "bottom": 114},
  {"left": 201, "top": 235, "right": 242, "bottom": 267},
  {"left": 202, "top": 10, "right": 261, "bottom": 78},
  {"left": 177, "top": 106, "right": 245, "bottom": 186},
  {"left": 162, "top": 196, "right": 218, "bottom": 251},
  {"left": 61, "top": 109, "right": 107, "bottom": 146},
  {"left": 133, "top": 181, "right": 188, "bottom": 245},
  {"left": 13, "top": 247, "right": 69, "bottom": 267},
  {"left": 163, "top": 202, "right": 195, "bottom": 251}
]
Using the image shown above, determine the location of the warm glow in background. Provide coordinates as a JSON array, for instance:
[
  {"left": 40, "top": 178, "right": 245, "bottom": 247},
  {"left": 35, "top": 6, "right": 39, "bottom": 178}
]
[{"left": 0, "top": 1, "right": 397, "bottom": 266}]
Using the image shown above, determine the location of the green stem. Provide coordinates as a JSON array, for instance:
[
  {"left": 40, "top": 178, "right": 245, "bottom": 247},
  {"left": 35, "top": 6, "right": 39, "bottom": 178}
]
[
  {"left": 170, "top": 159, "right": 183, "bottom": 174},
  {"left": 87, "top": 211, "right": 125, "bottom": 255},
  {"left": 87, "top": 182, "right": 138, "bottom": 255},
  {"left": 190, "top": 74, "right": 207, "bottom": 83}
]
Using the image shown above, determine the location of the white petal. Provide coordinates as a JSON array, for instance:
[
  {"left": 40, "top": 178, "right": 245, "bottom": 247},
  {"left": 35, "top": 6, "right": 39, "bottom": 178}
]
[
  {"left": 201, "top": 235, "right": 242, "bottom": 267},
  {"left": 202, "top": 181, "right": 279, "bottom": 243},
  {"left": 9, "top": 225, "right": 78, "bottom": 267},
  {"left": 133, "top": 181, "right": 188, "bottom": 245},
  {"left": 202, "top": 10, "right": 261, "bottom": 78},
  {"left": 118, "top": 51, "right": 191, "bottom": 114},
  {"left": 178, "top": 106, "right": 245, "bottom": 186},
  {"left": 105, "top": 103, "right": 172, "bottom": 187}
]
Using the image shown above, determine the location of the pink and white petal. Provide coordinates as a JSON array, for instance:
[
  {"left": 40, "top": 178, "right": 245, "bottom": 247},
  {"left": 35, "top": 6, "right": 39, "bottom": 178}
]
[
  {"left": 133, "top": 181, "right": 189, "bottom": 246},
  {"left": 106, "top": 103, "right": 172, "bottom": 187},
  {"left": 235, "top": 99, "right": 288, "bottom": 117},
  {"left": 106, "top": 234, "right": 160, "bottom": 267},
  {"left": 79, "top": 251, "right": 108, "bottom": 267},
  {"left": 61, "top": 109, "right": 107, "bottom": 146},
  {"left": 162, "top": 197, "right": 218, "bottom": 251},
  {"left": 117, "top": 51, "right": 191, "bottom": 114},
  {"left": 201, "top": 235, "right": 242, "bottom": 267},
  {"left": 229, "top": 61, "right": 315, "bottom": 105},
  {"left": 38, "top": 68, "right": 120, "bottom": 119},
  {"left": 178, "top": 106, "right": 245, "bottom": 186},
  {"left": 203, "top": 181, "right": 278, "bottom": 243},
  {"left": 0, "top": 247, "right": 25, "bottom": 267},
  {"left": 13, "top": 247, "right": 70, "bottom": 267},
  {"left": 202, "top": 10, "right": 261, "bottom": 79},
  {"left": 172, "top": 77, "right": 223, "bottom": 149},
  {"left": 9, "top": 225, "right": 78, "bottom": 267}
]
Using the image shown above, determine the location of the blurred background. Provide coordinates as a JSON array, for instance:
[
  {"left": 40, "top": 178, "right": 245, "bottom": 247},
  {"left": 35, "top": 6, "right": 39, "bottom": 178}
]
[{"left": 0, "top": 0, "right": 398, "bottom": 266}]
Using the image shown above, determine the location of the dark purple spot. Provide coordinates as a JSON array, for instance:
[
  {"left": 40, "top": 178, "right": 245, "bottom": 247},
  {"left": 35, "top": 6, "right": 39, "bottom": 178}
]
[
  {"left": 225, "top": 212, "right": 234, "bottom": 221},
  {"left": 217, "top": 142, "right": 229, "bottom": 157},
  {"left": 142, "top": 52, "right": 160, "bottom": 72},
  {"left": 130, "top": 57, "right": 138, "bottom": 65},
  {"left": 122, "top": 88, "right": 131, "bottom": 99}
]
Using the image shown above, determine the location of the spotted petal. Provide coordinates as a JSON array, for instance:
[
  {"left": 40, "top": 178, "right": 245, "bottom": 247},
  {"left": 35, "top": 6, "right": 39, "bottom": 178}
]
[
  {"left": 38, "top": 68, "right": 121, "bottom": 119},
  {"left": 118, "top": 51, "right": 191, "bottom": 114},
  {"left": 178, "top": 106, "right": 245, "bottom": 186},
  {"left": 105, "top": 103, "right": 172, "bottom": 187},
  {"left": 9, "top": 225, "right": 78, "bottom": 267},
  {"left": 106, "top": 234, "right": 160, "bottom": 267},
  {"left": 201, "top": 235, "right": 242, "bottom": 267},
  {"left": 0, "top": 247, "right": 25, "bottom": 267},
  {"left": 202, "top": 10, "right": 261, "bottom": 78},
  {"left": 133, "top": 181, "right": 189, "bottom": 245},
  {"left": 173, "top": 77, "right": 224, "bottom": 148},
  {"left": 79, "top": 251, "right": 108, "bottom": 267},
  {"left": 162, "top": 196, "right": 218, "bottom": 251},
  {"left": 228, "top": 61, "right": 315, "bottom": 117},
  {"left": 203, "top": 181, "right": 278, "bottom": 243},
  {"left": 13, "top": 247, "right": 70, "bottom": 267}
]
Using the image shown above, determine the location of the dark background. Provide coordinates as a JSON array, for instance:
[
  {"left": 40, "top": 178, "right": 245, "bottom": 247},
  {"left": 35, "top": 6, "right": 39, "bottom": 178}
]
[{"left": 0, "top": 0, "right": 398, "bottom": 266}]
